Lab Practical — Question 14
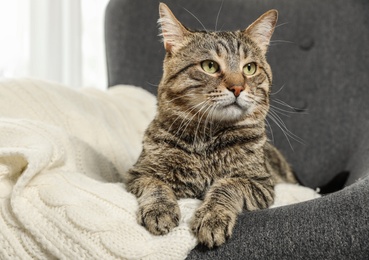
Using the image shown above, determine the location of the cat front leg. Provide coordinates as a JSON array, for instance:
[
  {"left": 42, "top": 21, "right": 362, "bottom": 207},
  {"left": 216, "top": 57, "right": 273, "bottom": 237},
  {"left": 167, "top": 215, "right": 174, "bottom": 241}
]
[
  {"left": 190, "top": 176, "right": 274, "bottom": 248},
  {"left": 127, "top": 175, "right": 180, "bottom": 235}
]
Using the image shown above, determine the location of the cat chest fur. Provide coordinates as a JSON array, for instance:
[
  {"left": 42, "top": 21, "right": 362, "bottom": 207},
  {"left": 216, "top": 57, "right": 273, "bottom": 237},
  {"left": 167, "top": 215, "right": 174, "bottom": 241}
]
[{"left": 131, "top": 124, "right": 269, "bottom": 199}]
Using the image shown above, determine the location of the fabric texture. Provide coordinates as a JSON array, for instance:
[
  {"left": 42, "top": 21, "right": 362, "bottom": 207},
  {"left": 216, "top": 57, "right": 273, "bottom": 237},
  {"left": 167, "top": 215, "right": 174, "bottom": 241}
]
[
  {"left": 188, "top": 177, "right": 369, "bottom": 260},
  {"left": 0, "top": 78, "right": 319, "bottom": 259}
]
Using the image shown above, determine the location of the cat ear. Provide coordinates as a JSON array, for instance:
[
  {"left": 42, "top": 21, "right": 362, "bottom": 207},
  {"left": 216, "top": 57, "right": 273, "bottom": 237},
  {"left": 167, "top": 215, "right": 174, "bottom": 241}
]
[
  {"left": 158, "top": 3, "right": 189, "bottom": 53},
  {"left": 244, "top": 10, "right": 278, "bottom": 54}
]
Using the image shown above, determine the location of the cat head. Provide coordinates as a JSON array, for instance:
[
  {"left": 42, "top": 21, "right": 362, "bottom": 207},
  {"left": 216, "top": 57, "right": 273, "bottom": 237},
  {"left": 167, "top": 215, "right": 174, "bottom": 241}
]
[{"left": 157, "top": 3, "right": 277, "bottom": 125}]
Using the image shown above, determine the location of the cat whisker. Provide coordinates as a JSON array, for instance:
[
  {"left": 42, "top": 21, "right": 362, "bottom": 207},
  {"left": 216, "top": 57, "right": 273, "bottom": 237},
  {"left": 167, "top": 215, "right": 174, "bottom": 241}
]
[
  {"left": 177, "top": 101, "right": 209, "bottom": 146},
  {"left": 270, "top": 105, "right": 296, "bottom": 117},
  {"left": 174, "top": 101, "right": 208, "bottom": 137},
  {"left": 167, "top": 101, "right": 207, "bottom": 135},
  {"left": 270, "top": 84, "right": 286, "bottom": 96},
  {"left": 218, "top": 22, "right": 226, "bottom": 32},
  {"left": 194, "top": 102, "right": 213, "bottom": 145},
  {"left": 249, "top": 96, "right": 305, "bottom": 149},
  {"left": 266, "top": 112, "right": 293, "bottom": 150},
  {"left": 275, "top": 22, "right": 290, "bottom": 29},
  {"left": 146, "top": 81, "right": 159, "bottom": 87},
  {"left": 163, "top": 93, "right": 198, "bottom": 104},
  {"left": 265, "top": 118, "right": 275, "bottom": 144},
  {"left": 215, "top": 0, "right": 224, "bottom": 31},
  {"left": 181, "top": 6, "right": 208, "bottom": 32},
  {"left": 203, "top": 104, "right": 218, "bottom": 138},
  {"left": 272, "top": 98, "right": 308, "bottom": 113},
  {"left": 268, "top": 110, "right": 305, "bottom": 149}
]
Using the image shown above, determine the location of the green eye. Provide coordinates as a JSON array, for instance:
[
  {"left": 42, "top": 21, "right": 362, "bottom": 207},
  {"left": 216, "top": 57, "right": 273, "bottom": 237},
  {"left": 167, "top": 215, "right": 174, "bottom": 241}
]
[
  {"left": 243, "top": 62, "right": 257, "bottom": 76},
  {"left": 201, "top": 60, "right": 219, "bottom": 74}
]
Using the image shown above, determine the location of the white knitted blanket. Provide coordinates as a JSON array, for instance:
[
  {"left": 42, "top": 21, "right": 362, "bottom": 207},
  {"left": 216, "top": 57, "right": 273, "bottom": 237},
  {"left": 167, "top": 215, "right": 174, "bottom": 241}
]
[{"left": 0, "top": 78, "right": 320, "bottom": 259}]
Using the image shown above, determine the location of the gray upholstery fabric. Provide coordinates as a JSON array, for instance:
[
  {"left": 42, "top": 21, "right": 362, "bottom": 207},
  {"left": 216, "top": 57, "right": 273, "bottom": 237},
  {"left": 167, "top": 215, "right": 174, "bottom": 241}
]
[
  {"left": 190, "top": 176, "right": 369, "bottom": 259},
  {"left": 105, "top": 0, "right": 369, "bottom": 258}
]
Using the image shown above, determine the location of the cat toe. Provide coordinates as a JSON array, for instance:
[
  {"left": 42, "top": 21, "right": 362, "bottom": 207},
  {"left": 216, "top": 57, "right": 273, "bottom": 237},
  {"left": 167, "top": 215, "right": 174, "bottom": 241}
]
[
  {"left": 138, "top": 202, "right": 181, "bottom": 235},
  {"left": 191, "top": 208, "right": 236, "bottom": 248}
]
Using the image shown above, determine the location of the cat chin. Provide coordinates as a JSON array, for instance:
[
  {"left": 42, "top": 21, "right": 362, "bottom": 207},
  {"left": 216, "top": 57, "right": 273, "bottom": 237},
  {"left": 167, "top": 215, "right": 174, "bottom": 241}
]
[{"left": 212, "top": 104, "right": 253, "bottom": 123}]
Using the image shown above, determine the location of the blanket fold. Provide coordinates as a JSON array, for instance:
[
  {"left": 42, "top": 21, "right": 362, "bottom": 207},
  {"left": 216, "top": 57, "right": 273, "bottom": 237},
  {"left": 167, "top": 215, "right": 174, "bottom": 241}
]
[{"left": 0, "top": 117, "right": 198, "bottom": 260}]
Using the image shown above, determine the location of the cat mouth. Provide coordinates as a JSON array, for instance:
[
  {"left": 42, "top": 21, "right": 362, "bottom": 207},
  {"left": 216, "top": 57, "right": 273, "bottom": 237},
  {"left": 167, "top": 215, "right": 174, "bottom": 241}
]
[
  {"left": 224, "top": 102, "right": 243, "bottom": 109},
  {"left": 224, "top": 98, "right": 256, "bottom": 115},
  {"left": 223, "top": 98, "right": 252, "bottom": 110}
]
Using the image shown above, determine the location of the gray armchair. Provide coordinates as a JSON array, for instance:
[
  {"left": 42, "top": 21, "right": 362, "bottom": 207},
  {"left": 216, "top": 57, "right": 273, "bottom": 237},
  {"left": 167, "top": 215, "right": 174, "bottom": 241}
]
[{"left": 105, "top": 0, "right": 369, "bottom": 258}]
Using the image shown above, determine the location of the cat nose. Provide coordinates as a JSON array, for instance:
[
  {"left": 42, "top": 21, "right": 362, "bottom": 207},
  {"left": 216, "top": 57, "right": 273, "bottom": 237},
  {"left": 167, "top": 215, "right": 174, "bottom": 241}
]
[{"left": 227, "top": 85, "right": 245, "bottom": 97}]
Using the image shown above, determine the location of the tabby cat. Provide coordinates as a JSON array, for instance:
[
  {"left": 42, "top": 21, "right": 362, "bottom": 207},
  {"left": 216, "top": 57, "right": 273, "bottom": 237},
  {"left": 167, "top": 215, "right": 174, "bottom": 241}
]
[{"left": 127, "top": 3, "right": 296, "bottom": 248}]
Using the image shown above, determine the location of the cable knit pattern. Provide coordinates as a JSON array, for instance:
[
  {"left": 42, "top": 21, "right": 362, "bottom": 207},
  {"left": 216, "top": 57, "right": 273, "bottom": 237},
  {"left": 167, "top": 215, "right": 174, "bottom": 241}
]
[{"left": 0, "top": 78, "right": 319, "bottom": 259}]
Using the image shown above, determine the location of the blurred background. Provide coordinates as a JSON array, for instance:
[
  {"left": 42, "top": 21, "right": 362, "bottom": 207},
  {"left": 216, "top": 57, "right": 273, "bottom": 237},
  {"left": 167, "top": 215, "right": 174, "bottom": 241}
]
[{"left": 0, "top": 0, "right": 109, "bottom": 89}]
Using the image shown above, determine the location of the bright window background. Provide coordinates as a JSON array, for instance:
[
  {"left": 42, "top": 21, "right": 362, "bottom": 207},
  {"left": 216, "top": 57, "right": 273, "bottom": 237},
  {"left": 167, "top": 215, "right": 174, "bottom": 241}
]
[
  {"left": 0, "top": 0, "right": 109, "bottom": 90},
  {"left": 81, "top": 0, "right": 110, "bottom": 89}
]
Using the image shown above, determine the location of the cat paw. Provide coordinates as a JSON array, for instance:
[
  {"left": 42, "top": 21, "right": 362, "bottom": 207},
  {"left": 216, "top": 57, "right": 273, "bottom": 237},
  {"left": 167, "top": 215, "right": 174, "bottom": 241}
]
[
  {"left": 138, "top": 201, "right": 180, "bottom": 235},
  {"left": 190, "top": 207, "right": 237, "bottom": 248}
]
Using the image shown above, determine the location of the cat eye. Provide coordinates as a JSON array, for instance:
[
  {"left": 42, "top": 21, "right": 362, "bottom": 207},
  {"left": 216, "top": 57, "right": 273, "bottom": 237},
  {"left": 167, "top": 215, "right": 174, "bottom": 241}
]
[
  {"left": 201, "top": 60, "right": 220, "bottom": 74},
  {"left": 243, "top": 62, "right": 257, "bottom": 76}
]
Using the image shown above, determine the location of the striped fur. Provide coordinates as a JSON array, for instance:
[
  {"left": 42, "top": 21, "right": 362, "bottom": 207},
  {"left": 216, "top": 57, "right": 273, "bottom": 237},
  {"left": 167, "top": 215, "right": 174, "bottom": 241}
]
[{"left": 127, "top": 3, "right": 296, "bottom": 248}]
